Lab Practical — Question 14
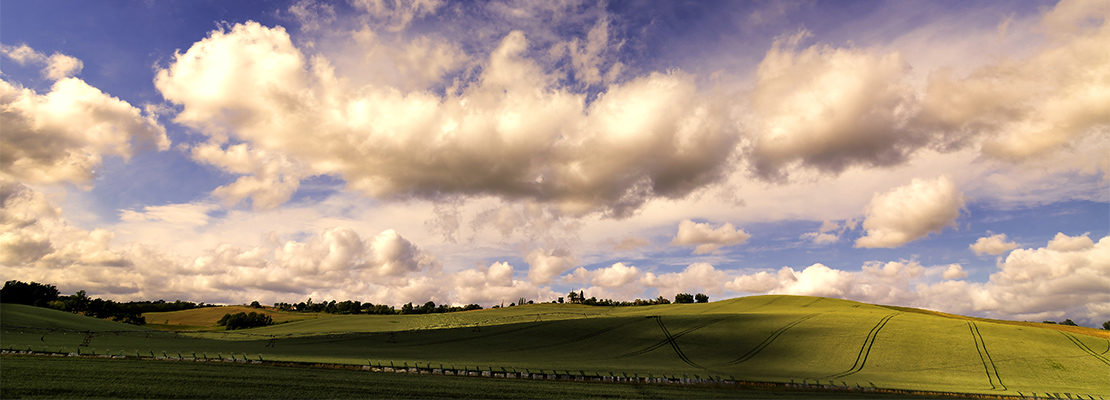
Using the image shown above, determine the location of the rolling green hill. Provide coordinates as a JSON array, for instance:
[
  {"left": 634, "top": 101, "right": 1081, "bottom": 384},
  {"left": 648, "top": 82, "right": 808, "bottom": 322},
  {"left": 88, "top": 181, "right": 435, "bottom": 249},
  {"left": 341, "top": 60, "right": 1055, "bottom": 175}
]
[
  {"left": 142, "top": 305, "right": 316, "bottom": 330},
  {"left": 3, "top": 296, "right": 1107, "bottom": 397}
]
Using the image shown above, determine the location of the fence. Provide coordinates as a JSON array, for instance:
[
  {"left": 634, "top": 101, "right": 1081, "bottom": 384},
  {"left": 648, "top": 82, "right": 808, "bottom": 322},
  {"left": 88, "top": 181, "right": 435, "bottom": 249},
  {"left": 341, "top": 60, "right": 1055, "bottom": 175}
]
[{"left": 3, "top": 347, "right": 1104, "bottom": 400}]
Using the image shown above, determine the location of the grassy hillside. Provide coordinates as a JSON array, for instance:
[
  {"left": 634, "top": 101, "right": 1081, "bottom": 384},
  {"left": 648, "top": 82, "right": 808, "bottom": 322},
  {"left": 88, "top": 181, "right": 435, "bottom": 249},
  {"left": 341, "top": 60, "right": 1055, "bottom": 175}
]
[
  {"left": 143, "top": 305, "right": 316, "bottom": 330},
  {"left": 3, "top": 297, "right": 1107, "bottom": 397},
  {"left": 0, "top": 303, "right": 151, "bottom": 332}
]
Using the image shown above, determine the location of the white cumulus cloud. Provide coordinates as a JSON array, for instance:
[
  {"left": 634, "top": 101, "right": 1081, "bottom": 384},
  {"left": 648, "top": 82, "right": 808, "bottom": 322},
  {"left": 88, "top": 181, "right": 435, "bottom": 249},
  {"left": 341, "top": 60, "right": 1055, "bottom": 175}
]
[
  {"left": 1, "top": 48, "right": 169, "bottom": 186},
  {"left": 745, "top": 29, "right": 920, "bottom": 180},
  {"left": 969, "top": 233, "right": 1018, "bottom": 255},
  {"left": 525, "top": 247, "right": 576, "bottom": 285},
  {"left": 671, "top": 219, "right": 751, "bottom": 254},
  {"left": 565, "top": 262, "right": 640, "bottom": 288},
  {"left": 856, "top": 176, "right": 964, "bottom": 248},
  {"left": 154, "top": 22, "right": 739, "bottom": 217}
]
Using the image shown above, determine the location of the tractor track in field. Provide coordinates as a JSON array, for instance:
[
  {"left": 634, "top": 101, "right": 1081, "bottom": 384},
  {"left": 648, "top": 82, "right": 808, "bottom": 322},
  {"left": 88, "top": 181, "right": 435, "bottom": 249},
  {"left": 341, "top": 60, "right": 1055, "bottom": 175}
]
[
  {"left": 967, "top": 322, "right": 1006, "bottom": 391},
  {"left": 615, "top": 316, "right": 730, "bottom": 359},
  {"left": 799, "top": 298, "right": 823, "bottom": 308},
  {"left": 653, "top": 316, "right": 702, "bottom": 369},
  {"left": 502, "top": 317, "right": 653, "bottom": 353},
  {"left": 828, "top": 313, "right": 898, "bottom": 379},
  {"left": 723, "top": 313, "right": 818, "bottom": 366},
  {"left": 1060, "top": 331, "right": 1110, "bottom": 365}
]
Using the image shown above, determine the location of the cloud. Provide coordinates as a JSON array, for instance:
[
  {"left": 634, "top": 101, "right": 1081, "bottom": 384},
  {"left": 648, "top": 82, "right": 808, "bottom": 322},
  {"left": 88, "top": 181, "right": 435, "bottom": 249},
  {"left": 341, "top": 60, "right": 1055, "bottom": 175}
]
[
  {"left": 351, "top": 0, "right": 443, "bottom": 32},
  {"left": 565, "top": 262, "right": 640, "bottom": 288},
  {"left": 609, "top": 236, "right": 650, "bottom": 251},
  {"left": 189, "top": 141, "right": 309, "bottom": 210},
  {"left": 641, "top": 262, "right": 729, "bottom": 298},
  {"left": 1, "top": 179, "right": 135, "bottom": 285},
  {"left": 525, "top": 247, "right": 576, "bottom": 285},
  {"left": 745, "top": 29, "right": 921, "bottom": 180},
  {"left": 1, "top": 44, "right": 83, "bottom": 80},
  {"left": 1, "top": 49, "right": 169, "bottom": 186},
  {"left": 723, "top": 260, "right": 928, "bottom": 309},
  {"left": 915, "top": 0, "right": 1110, "bottom": 168},
  {"left": 340, "top": 23, "right": 470, "bottom": 91},
  {"left": 1, "top": 44, "right": 43, "bottom": 65},
  {"left": 670, "top": 219, "right": 750, "bottom": 254},
  {"left": 941, "top": 264, "right": 967, "bottom": 280},
  {"left": 119, "top": 203, "right": 217, "bottom": 227},
  {"left": 719, "top": 234, "right": 1108, "bottom": 325},
  {"left": 800, "top": 219, "right": 855, "bottom": 245},
  {"left": 969, "top": 233, "right": 1018, "bottom": 255},
  {"left": 285, "top": 0, "right": 336, "bottom": 32},
  {"left": 155, "top": 22, "right": 739, "bottom": 217},
  {"left": 549, "top": 11, "right": 623, "bottom": 87},
  {"left": 1046, "top": 232, "right": 1094, "bottom": 252},
  {"left": 452, "top": 261, "right": 554, "bottom": 305},
  {"left": 856, "top": 176, "right": 963, "bottom": 248}
]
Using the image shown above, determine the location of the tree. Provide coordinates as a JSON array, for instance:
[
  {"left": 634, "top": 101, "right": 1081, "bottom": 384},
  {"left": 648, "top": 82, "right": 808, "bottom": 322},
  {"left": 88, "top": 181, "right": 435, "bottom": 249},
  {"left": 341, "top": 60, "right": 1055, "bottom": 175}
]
[
  {"left": 674, "top": 293, "right": 694, "bottom": 304},
  {"left": 249, "top": 301, "right": 262, "bottom": 308},
  {"left": 567, "top": 291, "right": 579, "bottom": 303},
  {"left": 557, "top": 297, "right": 564, "bottom": 303},
  {"left": 694, "top": 293, "right": 709, "bottom": 303},
  {"left": 400, "top": 302, "right": 415, "bottom": 314},
  {"left": 1102, "top": 320, "right": 1109, "bottom": 330},
  {"left": 1, "top": 280, "right": 60, "bottom": 307},
  {"left": 218, "top": 312, "right": 273, "bottom": 330},
  {"left": 1061, "top": 319, "right": 1078, "bottom": 326}
]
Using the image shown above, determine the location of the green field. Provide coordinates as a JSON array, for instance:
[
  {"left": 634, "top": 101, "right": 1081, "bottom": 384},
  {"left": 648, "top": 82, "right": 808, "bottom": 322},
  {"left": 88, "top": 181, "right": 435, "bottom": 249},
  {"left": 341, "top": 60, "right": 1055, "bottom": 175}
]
[
  {"left": 3, "top": 295, "right": 1107, "bottom": 398},
  {"left": 0, "top": 355, "right": 949, "bottom": 399}
]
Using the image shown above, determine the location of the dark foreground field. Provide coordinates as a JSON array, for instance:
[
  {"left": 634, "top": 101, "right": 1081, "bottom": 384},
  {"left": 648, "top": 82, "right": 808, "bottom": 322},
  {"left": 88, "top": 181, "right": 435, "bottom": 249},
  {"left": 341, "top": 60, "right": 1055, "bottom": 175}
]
[{"left": 1, "top": 355, "right": 950, "bottom": 399}]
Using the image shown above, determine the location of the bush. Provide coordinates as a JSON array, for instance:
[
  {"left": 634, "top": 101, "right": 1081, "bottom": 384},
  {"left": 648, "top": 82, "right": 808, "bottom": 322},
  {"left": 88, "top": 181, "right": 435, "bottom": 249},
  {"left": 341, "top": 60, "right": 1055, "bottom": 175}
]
[
  {"left": 674, "top": 293, "right": 694, "bottom": 304},
  {"left": 217, "top": 312, "right": 273, "bottom": 330}
]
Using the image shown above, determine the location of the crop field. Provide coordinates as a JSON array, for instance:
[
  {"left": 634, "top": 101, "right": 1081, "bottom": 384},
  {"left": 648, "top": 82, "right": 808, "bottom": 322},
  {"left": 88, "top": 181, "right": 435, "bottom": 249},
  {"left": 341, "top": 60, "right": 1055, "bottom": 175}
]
[{"left": 2, "top": 295, "right": 1107, "bottom": 398}]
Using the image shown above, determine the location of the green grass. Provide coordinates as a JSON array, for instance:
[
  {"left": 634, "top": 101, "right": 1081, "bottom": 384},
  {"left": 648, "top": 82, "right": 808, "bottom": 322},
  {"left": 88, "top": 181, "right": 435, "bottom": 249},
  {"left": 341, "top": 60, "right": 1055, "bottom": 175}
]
[
  {"left": 143, "top": 305, "right": 316, "bottom": 330},
  {"left": 3, "top": 296, "right": 1107, "bottom": 397},
  {"left": 0, "top": 355, "right": 952, "bottom": 399}
]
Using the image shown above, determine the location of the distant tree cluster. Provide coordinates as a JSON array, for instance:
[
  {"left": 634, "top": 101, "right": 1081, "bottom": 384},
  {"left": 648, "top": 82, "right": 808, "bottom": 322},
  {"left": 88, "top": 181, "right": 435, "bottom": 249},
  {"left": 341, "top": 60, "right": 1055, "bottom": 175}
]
[
  {"left": 217, "top": 312, "right": 273, "bottom": 330},
  {"left": 1043, "top": 319, "right": 1079, "bottom": 326},
  {"left": 1, "top": 281, "right": 146, "bottom": 325},
  {"left": 674, "top": 293, "right": 710, "bottom": 304},
  {"left": 401, "top": 301, "right": 482, "bottom": 314},
  {"left": 561, "top": 290, "right": 682, "bottom": 307},
  {"left": 1, "top": 280, "right": 59, "bottom": 307},
  {"left": 273, "top": 298, "right": 481, "bottom": 315}
]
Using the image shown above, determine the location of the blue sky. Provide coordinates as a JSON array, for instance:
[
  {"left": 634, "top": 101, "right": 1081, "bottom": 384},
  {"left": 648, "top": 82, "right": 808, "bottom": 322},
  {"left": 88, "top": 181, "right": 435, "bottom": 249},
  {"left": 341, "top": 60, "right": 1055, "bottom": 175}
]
[{"left": 1, "top": 0, "right": 1107, "bottom": 326}]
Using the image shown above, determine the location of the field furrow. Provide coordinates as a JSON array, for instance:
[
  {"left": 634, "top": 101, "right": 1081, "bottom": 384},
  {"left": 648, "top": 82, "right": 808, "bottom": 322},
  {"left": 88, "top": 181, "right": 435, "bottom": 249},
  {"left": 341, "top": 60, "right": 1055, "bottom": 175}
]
[
  {"left": 829, "top": 312, "right": 898, "bottom": 379},
  {"left": 1061, "top": 332, "right": 1110, "bottom": 365},
  {"left": 967, "top": 322, "right": 1005, "bottom": 391},
  {"left": 724, "top": 313, "right": 818, "bottom": 366}
]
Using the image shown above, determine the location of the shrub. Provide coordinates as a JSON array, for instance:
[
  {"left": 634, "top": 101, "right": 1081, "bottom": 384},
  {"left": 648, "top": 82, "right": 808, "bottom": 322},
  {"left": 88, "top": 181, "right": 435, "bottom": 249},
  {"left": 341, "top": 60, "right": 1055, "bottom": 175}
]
[{"left": 217, "top": 312, "right": 273, "bottom": 330}]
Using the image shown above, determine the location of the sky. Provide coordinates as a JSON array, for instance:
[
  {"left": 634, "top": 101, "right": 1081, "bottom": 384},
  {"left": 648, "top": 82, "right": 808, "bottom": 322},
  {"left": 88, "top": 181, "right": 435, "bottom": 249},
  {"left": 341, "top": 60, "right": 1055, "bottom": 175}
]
[{"left": 1, "top": 0, "right": 1107, "bottom": 326}]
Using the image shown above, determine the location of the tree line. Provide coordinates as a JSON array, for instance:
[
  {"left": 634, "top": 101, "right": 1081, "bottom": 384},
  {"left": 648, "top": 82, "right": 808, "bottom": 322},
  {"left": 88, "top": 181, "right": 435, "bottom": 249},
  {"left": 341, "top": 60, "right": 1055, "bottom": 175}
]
[
  {"left": 0, "top": 280, "right": 206, "bottom": 325},
  {"left": 270, "top": 299, "right": 483, "bottom": 315},
  {"left": 555, "top": 290, "right": 709, "bottom": 307},
  {"left": 8, "top": 279, "right": 1110, "bottom": 330}
]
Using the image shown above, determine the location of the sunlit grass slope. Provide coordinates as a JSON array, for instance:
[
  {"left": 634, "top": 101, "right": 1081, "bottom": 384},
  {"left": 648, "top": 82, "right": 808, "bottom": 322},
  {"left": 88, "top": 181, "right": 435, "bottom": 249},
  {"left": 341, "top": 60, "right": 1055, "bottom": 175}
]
[
  {"left": 143, "top": 305, "right": 315, "bottom": 330},
  {"left": 3, "top": 296, "right": 1107, "bottom": 396}
]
